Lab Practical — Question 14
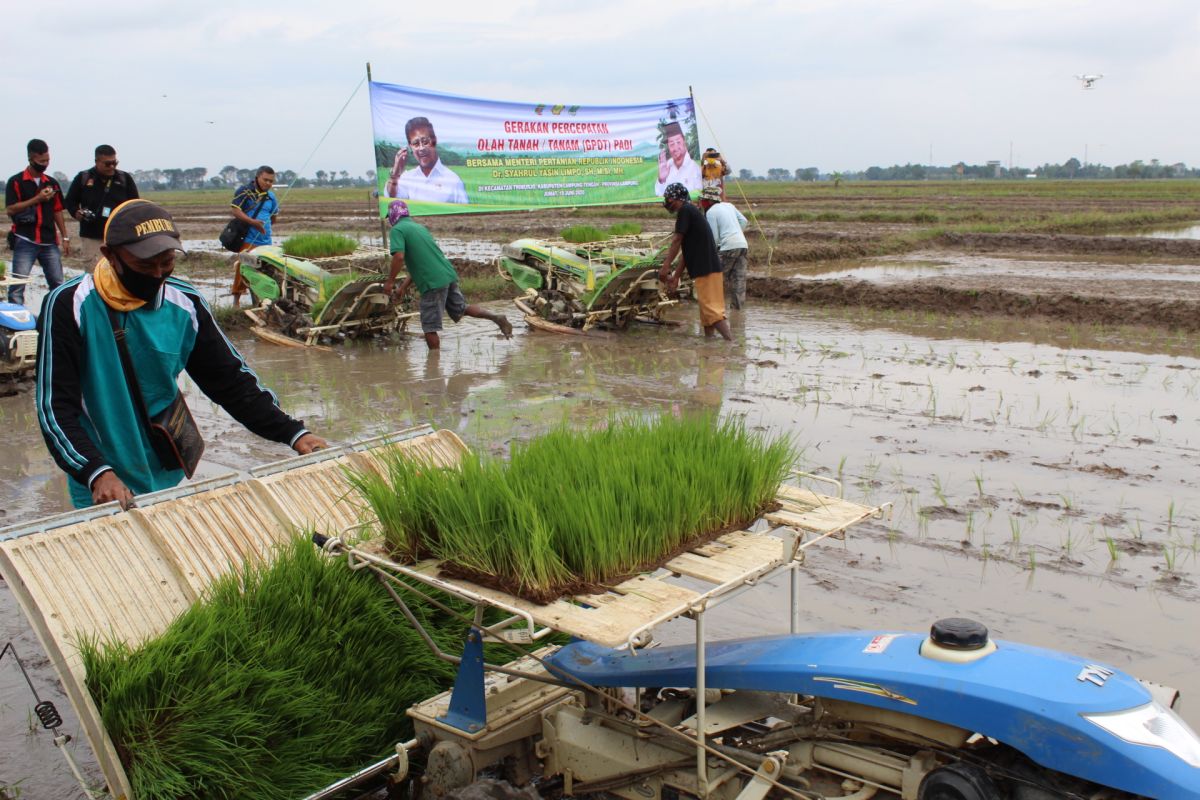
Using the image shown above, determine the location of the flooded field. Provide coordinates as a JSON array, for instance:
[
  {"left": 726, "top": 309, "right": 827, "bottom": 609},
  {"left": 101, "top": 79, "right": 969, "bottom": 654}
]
[
  {"left": 3, "top": 300, "right": 1198, "bottom": 796},
  {"left": 2, "top": 182, "right": 1199, "bottom": 797}
]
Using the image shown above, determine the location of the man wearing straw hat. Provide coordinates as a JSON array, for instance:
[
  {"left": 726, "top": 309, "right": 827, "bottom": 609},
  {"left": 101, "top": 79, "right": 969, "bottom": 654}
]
[{"left": 36, "top": 199, "right": 326, "bottom": 510}]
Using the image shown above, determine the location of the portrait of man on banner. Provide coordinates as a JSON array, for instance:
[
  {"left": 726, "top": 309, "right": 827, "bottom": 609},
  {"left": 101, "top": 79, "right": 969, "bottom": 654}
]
[
  {"left": 384, "top": 116, "right": 469, "bottom": 205},
  {"left": 654, "top": 120, "right": 702, "bottom": 197}
]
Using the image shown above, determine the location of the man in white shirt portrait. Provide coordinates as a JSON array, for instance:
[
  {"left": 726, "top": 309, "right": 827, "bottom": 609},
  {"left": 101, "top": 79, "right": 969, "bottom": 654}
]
[
  {"left": 654, "top": 121, "right": 702, "bottom": 197},
  {"left": 385, "top": 117, "right": 469, "bottom": 204}
]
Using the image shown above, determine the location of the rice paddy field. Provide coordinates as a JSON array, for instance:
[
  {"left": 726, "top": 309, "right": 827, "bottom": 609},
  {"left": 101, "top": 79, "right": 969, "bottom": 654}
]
[{"left": 2, "top": 179, "right": 1199, "bottom": 797}]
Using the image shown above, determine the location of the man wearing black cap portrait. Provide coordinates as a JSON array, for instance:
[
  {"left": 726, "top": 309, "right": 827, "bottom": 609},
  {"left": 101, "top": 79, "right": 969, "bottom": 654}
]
[{"left": 36, "top": 199, "right": 326, "bottom": 510}]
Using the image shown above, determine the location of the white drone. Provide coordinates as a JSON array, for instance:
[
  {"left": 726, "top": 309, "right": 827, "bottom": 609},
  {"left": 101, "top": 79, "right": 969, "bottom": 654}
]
[{"left": 1074, "top": 74, "right": 1104, "bottom": 90}]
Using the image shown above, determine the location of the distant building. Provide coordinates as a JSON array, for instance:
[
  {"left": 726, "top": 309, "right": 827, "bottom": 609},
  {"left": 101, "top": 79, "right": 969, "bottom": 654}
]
[{"left": 986, "top": 160, "right": 1002, "bottom": 178}]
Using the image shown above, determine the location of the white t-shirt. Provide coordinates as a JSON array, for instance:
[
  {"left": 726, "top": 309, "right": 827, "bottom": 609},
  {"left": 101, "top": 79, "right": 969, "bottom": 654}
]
[
  {"left": 705, "top": 202, "right": 748, "bottom": 251},
  {"left": 386, "top": 159, "right": 469, "bottom": 204},
  {"left": 654, "top": 154, "right": 702, "bottom": 196}
]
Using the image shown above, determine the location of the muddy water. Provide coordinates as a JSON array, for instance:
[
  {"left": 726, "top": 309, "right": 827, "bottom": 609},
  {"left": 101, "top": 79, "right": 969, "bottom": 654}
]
[
  {"left": 773, "top": 250, "right": 1200, "bottom": 289},
  {"left": 1140, "top": 223, "right": 1200, "bottom": 239},
  {"left": 2, "top": 301, "right": 1198, "bottom": 796}
]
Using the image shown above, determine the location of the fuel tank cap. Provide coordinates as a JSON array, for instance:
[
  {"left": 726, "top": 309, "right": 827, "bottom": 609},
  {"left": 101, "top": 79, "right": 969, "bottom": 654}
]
[{"left": 930, "top": 618, "right": 990, "bottom": 650}]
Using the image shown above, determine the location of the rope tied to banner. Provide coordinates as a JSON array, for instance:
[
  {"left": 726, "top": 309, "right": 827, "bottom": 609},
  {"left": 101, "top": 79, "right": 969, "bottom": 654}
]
[
  {"left": 278, "top": 74, "right": 368, "bottom": 208},
  {"left": 693, "top": 96, "right": 774, "bottom": 277}
]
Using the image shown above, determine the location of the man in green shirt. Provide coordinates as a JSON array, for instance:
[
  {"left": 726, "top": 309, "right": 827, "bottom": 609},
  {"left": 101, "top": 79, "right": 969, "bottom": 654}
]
[{"left": 382, "top": 200, "right": 512, "bottom": 350}]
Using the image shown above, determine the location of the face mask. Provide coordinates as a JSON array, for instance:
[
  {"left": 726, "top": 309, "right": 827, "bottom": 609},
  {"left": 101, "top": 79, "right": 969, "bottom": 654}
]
[
  {"left": 114, "top": 254, "right": 170, "bottom": 302},
  {"left": 30, "top": 162, "right": 47, "bottom": 174}
]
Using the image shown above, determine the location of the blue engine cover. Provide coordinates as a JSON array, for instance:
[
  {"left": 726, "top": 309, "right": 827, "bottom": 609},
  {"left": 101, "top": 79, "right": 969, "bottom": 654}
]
[
  {"left": 546, "top": 632, "right": 1200, "bottom": 799},
  {"left": 0, "top": 301, "right": 37, "bottom": 332}
]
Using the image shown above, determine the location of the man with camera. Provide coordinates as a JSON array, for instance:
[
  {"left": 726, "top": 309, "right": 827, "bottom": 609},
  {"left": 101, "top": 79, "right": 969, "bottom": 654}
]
[
  {"left": 5, "top": 139, "right": 69, "bottom": 306},
  {"left": 65, "top": 145, "right": 139, "bottom": 272}
]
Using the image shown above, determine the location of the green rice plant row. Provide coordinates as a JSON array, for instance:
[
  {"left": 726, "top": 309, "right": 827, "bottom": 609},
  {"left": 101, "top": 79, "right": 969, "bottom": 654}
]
[
  {"left": 559, "top": 224, "right": 609, "bottom": 243},
  {"left": 282, "top": 232, "right": 359, "bottom": 259},
  {"left": 80, "top": 537, "right": 470, "bottom": 800},
  {"left": 348, "top": 414, "right": 796, "bottom": 602}
]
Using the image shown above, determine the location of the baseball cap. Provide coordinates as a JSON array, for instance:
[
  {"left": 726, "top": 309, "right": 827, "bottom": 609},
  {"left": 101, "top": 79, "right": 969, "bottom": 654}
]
[{"left": 103, "top": 199, "right": 183, "bottom": 258}]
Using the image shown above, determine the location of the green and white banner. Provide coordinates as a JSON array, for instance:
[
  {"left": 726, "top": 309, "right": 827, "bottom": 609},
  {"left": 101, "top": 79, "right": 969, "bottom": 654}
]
[{"left": 369, "top": 81, "right": 700, "bottom": 216}]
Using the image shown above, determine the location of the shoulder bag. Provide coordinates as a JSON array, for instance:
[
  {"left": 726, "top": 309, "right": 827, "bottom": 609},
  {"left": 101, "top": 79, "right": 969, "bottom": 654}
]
[
  {"left": 218, "top": 190, "right": 270, "bottom": 253},
  {"left": 107, "top": 307, "right": 205, "bottom": 478}
]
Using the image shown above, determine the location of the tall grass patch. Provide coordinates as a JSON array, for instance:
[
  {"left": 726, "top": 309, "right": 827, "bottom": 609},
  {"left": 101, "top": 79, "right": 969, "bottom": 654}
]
[
  {"left": 348, "top": 414, "right": 795, "bottom": 602},
  {"left": 282, "top": 232, "right": 358, "bottom": 259},
  {"left": 80, "top": 537, "right": 465, "bottom": 800}
]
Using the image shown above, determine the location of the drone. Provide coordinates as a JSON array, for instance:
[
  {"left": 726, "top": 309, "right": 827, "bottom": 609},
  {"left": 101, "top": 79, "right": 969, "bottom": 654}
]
[{"left": 1074, "top": 73, "right": 1104, "bottom": 90}]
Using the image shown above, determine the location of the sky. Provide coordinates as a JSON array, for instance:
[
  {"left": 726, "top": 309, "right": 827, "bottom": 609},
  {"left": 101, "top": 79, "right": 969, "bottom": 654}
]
[{"left": 3, "top": 0, "right": 1197, "bottom": 179}]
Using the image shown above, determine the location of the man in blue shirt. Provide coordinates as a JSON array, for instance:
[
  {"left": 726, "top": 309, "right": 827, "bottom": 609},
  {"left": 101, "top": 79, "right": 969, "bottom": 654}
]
[{"left": 229, "top": 166, "right": 279, "bottom": 305}]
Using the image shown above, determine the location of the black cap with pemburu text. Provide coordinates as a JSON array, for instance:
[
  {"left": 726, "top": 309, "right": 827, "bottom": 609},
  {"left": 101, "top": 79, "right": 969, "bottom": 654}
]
[{"left": 103, "top": 199, "right": 183, "bottom": 258}]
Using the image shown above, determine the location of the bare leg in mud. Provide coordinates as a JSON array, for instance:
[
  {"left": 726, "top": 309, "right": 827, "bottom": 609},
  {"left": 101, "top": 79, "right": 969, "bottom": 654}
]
[
  {"left": 704, "top": 319, "right": 734, "bottom": 341},
  {"left": 423, "top": 305, "right": 512, "bottom": 349}
]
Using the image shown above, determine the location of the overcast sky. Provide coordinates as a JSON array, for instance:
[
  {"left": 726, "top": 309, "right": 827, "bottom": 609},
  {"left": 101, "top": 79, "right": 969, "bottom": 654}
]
[{"left": 4, "top": 0, "right": 1197, "bottom": 179}]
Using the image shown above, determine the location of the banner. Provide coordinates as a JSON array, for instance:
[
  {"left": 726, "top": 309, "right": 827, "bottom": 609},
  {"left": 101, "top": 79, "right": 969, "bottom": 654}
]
[{"left": 369, "top": 81, "right": 701, "bottom": 216}]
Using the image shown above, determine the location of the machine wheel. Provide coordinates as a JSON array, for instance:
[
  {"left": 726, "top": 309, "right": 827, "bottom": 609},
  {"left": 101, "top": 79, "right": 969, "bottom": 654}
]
[{"left": 918, "top": 762, "right": 1004, "bottom": 800}]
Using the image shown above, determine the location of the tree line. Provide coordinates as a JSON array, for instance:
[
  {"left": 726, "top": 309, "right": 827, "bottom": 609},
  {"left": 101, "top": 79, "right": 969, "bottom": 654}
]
[{"left": 738, "top": 158, "right": 1199, "bottom": 182}]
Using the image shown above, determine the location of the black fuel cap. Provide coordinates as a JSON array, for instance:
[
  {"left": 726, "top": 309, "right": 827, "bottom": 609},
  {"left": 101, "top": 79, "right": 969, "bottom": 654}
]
[{"left": 930, "top": 618, "right": 990, "bottom": 650}]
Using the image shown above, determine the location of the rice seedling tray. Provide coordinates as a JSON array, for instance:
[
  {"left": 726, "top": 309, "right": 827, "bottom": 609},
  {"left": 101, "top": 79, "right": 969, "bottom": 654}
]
[{"left": 341, "top": 476, "right": 884, "bottom": 650}]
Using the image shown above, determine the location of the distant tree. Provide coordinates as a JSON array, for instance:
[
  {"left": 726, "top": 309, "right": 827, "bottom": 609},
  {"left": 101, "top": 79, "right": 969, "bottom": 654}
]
[
  {"left": 315, "top": 170, "right": 327, "bottom": 185},
  {"left": 219, "top": 165, "right": 239, "bottom": 185},
  {"left": 737, "top": 168, "right": 755, "bottom": 181},
  {"left": 766, "top": 168, "right": 791, "bottom": 181},
  {"left": 1064, "top": 157, "right": 1081, "bottom": 178},
  {"left": 52, "top": 170, "right": 69, "bottom": 184},
  {"left": 831, "top": 171, "right": 844, "bottom": 188},
  {"left": 236, "top": 168, "right": 254, "bottom": 185},
  {"left": 365, "top": 169, "right": 376, "bottom": 182},
  {"left": 278, "top": 169, "right": 297, "bottom": 186},
  {"left": 795, "top": 167, "right": 819, "bottom": 182},
  {"left": 184, "top": 167, "right": 207, "bottom": 189}
]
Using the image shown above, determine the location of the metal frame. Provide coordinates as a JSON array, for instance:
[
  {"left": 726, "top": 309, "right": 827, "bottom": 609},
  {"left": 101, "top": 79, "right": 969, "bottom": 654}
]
[{"left": 324, "top": 472, "right": 891, "bottom": 793}]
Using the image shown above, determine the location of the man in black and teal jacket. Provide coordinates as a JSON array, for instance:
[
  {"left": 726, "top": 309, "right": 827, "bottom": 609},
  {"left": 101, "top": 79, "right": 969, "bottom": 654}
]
[{"left": 36, "top": 199, "right": 326, "bottom": 510}]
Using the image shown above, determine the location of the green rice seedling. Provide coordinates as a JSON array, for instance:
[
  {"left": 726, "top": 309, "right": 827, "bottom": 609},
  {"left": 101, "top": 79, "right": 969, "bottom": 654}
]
[
  {"left": 560, "top": 224, "right": 609, "bottom": 243},
  {"left": 607, "top": 222, "right": 642, "bottom": 236},
  {"left": 347, "top": 414, "right": 796, "bottom": 602},
  {"left": 281, "top": 232, "right": 358, "bottom": 259},
  {"left": 1163, "top": 543, "right": 1178, "bottom": 572},
  {"left": 79, "top": 537, "right": 475, "bottom": 800},
  {"left": 311, "top": 272, "right": 370, "bottom": 318},
  {"left": 1105, "top": 536, "right": 1119, "bottom": 563},
  {"left": 931, "top": 475, "right": 948, "bottom": 506},
  {"left": 1009, "top": 515, "right": 1022, "bottom": 543}
]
